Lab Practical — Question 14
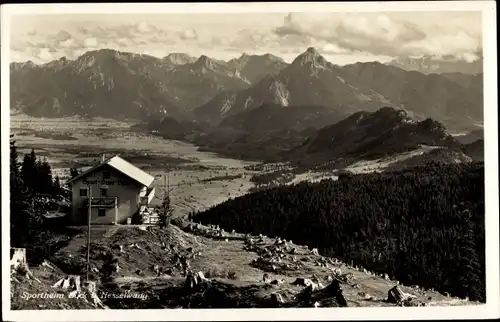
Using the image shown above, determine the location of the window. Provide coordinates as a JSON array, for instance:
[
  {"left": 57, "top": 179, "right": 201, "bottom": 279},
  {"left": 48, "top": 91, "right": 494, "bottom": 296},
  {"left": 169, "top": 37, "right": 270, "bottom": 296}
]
[
  {"left": 79, "top": 188, "right": 88, "bottom": 197},
  {"left": 98, "top": 209, "right": 106, "bottom": 217},
  {"left": 103, "top": 171, "right": 111, "bottom": 180},
  {"left": 100, "top": 188, "right": 108, "bottom": 197}
]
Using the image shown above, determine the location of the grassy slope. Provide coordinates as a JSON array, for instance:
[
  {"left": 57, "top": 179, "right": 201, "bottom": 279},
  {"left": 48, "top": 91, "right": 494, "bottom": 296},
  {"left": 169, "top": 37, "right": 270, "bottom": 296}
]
[{"left": 11, "top": 224, "right": 473, "bottom": 310}]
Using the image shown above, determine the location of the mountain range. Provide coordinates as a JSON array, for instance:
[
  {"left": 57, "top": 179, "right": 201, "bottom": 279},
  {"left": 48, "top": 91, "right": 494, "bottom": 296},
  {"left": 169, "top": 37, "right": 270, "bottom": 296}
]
[
  {"left": 296, "top": 107, "right": 459, "bottom": 160},
  {"left": 10, "top": 49, "right": 282, "bottom": 118},
  {"left": 137, "top": 104, "right": 481, "bottom": 166},
  {"left": 10, "top": 47, "right": 483, "bottom": 132},
  {"left": 388, "top": 55, "right": 483, "bottom": 75}
]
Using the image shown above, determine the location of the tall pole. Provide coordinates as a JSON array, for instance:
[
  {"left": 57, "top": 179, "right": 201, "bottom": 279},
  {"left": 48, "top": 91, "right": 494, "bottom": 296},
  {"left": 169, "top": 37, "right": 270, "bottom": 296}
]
[
  {"left": 167, "top": 170, "right": 170, "bottom": 206},
  {"left": 164, "top": 173, "right": 167, "bottom": 211},
  {"left": 164, "top": 172, "right": 167, "bottom": 198},
  {"left": 87, "top": 186, "right": 92, "bottom": 280},
  {"left": 167, "top": 171, "right": 170, "bottom": 197}
]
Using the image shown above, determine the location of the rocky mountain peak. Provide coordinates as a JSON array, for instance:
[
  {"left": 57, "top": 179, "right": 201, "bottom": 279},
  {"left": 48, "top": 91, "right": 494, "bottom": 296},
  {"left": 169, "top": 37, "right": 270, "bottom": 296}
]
[
  {"left": 291, "top": 47, "right": 328, "bottom": 69},
  {"left": 164, "top": 53, "right": 197, "bottom": 65},
  {"left": 195, "top": 55, "right": 213, "bottom": 66}
]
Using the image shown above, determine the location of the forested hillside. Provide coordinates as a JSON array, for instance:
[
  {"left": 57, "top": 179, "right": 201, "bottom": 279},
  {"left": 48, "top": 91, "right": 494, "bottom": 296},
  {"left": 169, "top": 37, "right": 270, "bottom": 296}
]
[
  {"left": 10, "top": 135, "right": 74, "bottom": 264},
  {"left": 193, "top": 162, "right": 485, "bottom": 302}
]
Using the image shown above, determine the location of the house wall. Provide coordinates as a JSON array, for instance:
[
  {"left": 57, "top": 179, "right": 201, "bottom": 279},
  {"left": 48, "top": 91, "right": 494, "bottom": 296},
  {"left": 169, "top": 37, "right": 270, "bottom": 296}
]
[{"left": 71, "top": 165, "right": 144, "bottom": 225}]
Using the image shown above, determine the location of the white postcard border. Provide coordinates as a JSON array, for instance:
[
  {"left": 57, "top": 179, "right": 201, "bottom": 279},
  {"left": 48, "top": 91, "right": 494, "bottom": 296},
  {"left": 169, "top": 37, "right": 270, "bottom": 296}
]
[{"left": 1, "top": 2, "right": 498, "bottom": 321}]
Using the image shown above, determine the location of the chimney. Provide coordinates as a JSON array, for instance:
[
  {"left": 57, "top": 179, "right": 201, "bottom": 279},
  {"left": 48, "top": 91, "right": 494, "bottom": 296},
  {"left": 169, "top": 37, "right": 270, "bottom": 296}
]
[{"left": 101, "top": 154, "right": 106, "bottom": 163}]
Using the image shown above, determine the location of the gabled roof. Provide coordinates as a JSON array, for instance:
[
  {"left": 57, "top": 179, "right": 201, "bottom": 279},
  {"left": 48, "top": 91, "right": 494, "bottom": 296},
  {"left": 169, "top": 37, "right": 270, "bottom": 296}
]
[{"left": 66, "top": 155, "right": 155, "bottom": 187}]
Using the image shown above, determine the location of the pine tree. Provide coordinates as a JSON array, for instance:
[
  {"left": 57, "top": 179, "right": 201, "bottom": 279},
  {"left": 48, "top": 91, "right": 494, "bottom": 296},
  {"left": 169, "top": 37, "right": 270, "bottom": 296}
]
[
  {"left": 37, "top": 158, "right": 53, "bottom": 195},
  {"left": 21, "top": 149, "right": 37, "bottom": 192},
  {"left": 69, "top": 167, "right": 80, "bottom": 179},
  {"left": 10, "top": 135, "right": 20, "bottom": 177},
  {"left": 52, "top": 176, "right": 62, "bottom": 197},
  {"left": 10, "top": 144, "right": 60, "bottom": 264},
  {"left": 10, "top": 135, "right": 24, "bottom": 196},
  {"left": 458, "top": 208, "right": 484, "bottom": 301}
]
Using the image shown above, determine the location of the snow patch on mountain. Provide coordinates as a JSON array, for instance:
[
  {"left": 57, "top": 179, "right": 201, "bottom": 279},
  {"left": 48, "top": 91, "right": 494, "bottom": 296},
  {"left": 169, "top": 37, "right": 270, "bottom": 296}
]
[{"left": 220, "top": 94, "right": 237, "bottom": 114}]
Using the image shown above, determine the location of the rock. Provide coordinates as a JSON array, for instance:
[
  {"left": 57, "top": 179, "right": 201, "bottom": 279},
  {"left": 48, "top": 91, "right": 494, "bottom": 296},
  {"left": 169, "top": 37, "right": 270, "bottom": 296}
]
[
  {"left": 52, "top": 275, "right": 81, "bottom": 291},
  {"left": 270, "top": 293, "right": 285, "bottom": 305},
  {"left": 262, "top": 273, "right": 270, "bottom": 283},
  {"left": 292, "top": 277, "right": 314, "bottom": 287},
  {"left": 388, "top": 285, "right": 415, "bottom": 304},
  {"left": 41, "top": 260, "right": 57, "bottom": 271},
  {"left": 338, "top": 273, "right": 354, "bottom": 283},
  {"left": 324, "top": 280, "right": 348, "bottom": 307},
  {"left": 270, "top": 279, "right": 284, "bottom": 285},
  {"left": 129, "top": 243, "right": 141, "bottom": 249},
  {"left": 83, "top": 280, "right": 108, "bottom": 309},
  {"left": 331, "top": 268, "right": 342, "bottom": 276},
  {"left": 184, "top": 272, "right": 199, "bottom": 289},
  {"left": 324, "top": 279, "right": 340, "bottom": 292},
  {"left": 195, "top": 271, "right": 208, "bottom": 282}
]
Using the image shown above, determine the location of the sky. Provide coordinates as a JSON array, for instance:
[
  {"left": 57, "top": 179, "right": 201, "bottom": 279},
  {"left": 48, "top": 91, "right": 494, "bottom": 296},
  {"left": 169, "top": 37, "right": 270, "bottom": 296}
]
[{"left": 8, "top": 11, "right": 483, "bottom": 65}]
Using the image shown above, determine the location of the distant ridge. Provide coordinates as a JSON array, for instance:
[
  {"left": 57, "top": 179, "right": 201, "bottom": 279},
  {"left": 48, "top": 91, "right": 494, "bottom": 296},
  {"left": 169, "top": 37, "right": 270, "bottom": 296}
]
[
  {"left": 292, "top": 106, "right": 459, "bottom": 162},
  {"left": 388, "top": 55, "right": 483, "bottom": 75},
  {"left": 10, "top": 47, "right": 483, "bottom": 131}
]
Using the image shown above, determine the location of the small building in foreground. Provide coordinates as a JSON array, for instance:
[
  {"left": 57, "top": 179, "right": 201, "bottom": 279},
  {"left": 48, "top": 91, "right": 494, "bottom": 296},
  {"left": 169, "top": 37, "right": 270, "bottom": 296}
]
[{"left": 66, "top": 155, "right": 156, "bottom": 225}]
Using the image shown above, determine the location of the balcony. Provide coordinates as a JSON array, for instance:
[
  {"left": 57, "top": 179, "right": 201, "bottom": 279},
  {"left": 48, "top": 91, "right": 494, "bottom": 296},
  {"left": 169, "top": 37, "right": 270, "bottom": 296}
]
[
  {"left": 85, "top": 197, "right": 117, "bottom": 208},
  {"left": 139, "top": 187, "right": 155, "bottom": 206}
]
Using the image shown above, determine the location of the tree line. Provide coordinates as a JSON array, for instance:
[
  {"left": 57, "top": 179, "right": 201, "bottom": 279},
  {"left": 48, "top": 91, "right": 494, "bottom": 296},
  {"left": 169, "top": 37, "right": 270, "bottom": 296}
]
[
  {"left": 193, "top": 161, "right": 486, "bottom": 302},
  {"left": 10, "top": 135, "right": 73, "bottom": 264}
]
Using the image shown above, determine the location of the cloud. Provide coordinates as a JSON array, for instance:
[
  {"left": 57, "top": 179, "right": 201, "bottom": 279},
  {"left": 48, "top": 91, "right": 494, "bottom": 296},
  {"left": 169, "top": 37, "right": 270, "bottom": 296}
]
[
  {"left": 178, "top": 28, "right": 198, "bottom": 40},
  {"left": 273, "top": 12, "right": 482, "bottom": 60},
  {"left": 137, "top": 22, "right": 152, "bottom": 33},
  {"left": 84, "top": 38, "right": 98, "bottom": 47},
  {"left": 116, "top": 38, "right": 133, "bottom": 48},
  {"left": 9, "top": 12, "right": 482, "bottom": 64},
  {"left": 34, "top": 48, "right": 53, "bottom": 61},
  {"left": 59, "top": 38, "right": 80, "bottom": 49},
  {"left": 322, "top": 43, "right": 350, "bottom": 55}
]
